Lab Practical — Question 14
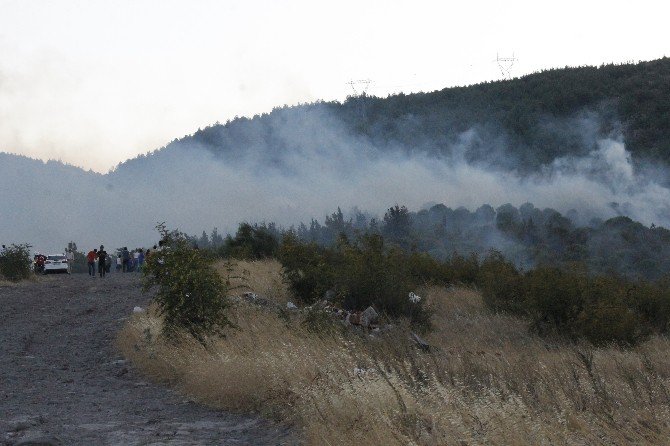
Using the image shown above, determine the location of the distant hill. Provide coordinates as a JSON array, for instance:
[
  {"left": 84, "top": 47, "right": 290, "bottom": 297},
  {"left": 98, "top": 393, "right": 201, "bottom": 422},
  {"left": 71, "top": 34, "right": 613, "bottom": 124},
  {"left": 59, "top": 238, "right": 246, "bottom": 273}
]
[
  {"left": 117, "top": 57, "right": 670, "bottom": 174},
  {"left": 2, "top": 58, "right": 670, "bottom": 254}
]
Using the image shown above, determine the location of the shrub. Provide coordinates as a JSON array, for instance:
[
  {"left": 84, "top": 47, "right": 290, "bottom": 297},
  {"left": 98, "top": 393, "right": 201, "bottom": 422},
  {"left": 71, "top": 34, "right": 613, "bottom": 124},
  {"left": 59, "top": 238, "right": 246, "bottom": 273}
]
[
  {"left": 278, "top": 232, "right": 335, "bottom": 304},
  {"left": 477, "top": 257, "right": 665, "bottom": 345},
  {"left": 576, "top": 301, "right": 643, "bottom": 346},
  {"left": 444, "top": 252, "right": 480, "bottom": 285},
  {"left": 223, "top": 222, "right": 279, "bottom": 259},
  {"left": 279, "top": 233, "right": 433, "bottom": 330},
  {"left": 478, "top": 251, "right": 525, "bottom": 314},
  {"left": 142, "top": 225, "right": 232, "bottom": 343},
  {"left": 524, "top": 267, "right": 585, "bottom": 331},
  {"left": 0, "top": 244, "right": 32, "bottom": 282}
]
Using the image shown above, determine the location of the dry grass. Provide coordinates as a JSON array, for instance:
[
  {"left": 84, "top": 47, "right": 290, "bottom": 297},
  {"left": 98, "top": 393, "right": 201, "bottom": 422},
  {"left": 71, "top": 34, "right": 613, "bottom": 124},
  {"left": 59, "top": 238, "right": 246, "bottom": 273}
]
[
  {"left": 118, "top": 260, "right": 670, "bottom": 445},
  {"left": 0, "top": 274, "right": 37, "bottom": 286},
  {"left": 214, "top": 259, "right": 292, "bottom": 304}
]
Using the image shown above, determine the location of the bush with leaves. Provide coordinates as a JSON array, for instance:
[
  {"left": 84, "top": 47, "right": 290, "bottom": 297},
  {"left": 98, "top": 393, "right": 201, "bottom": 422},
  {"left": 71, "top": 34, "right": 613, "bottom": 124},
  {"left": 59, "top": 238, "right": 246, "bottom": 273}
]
[
  {"left": 477, "top": 254, "right": 659, "bottom": 345},
  {"left": 478, "top": 251, "right": 525, "bottom": 314},
  {"left": 278, "top": 231, "right": 336, "bottom": 305},
  {"left": 0, "top": 244, "right": 32, "bottom": 282},
  {"left": 279, "top": 233, "right": 433, "bottom": 330},
  {"left": 142, "top": 225, "right": 232, "bottom": 343}
]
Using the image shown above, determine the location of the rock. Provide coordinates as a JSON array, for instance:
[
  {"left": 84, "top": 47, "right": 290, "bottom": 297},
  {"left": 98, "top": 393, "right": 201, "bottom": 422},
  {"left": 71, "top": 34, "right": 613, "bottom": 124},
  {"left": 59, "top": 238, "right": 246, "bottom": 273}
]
[
  {"left": 286, "top": 301, "right": 298, "bottom": 310},
  {"left": 324, "top": 289, "right": 336, "bottom": 301},
  {"left": 410, "top": 332, "right": 430, "bottom": 352},
  {"left": 360, "top": 306, "right": 379, "bottom": 327},
  {"left": 133, "top": 306, "right": 145, "bottom": 313},
  {"left": 242, "top": 292, "right": 273, "bottom": 307},
  {"left": 15, "top": 436, "right": 62, "bottom": 446},
  {"left": 346, "top": 312, "right": 361, "bottom": 326}
]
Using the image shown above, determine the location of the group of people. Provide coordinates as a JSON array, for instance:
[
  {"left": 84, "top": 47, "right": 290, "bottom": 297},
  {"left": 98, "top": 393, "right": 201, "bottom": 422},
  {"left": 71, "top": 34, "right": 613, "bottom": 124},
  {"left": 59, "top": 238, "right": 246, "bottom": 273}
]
[{"left": 86, "top": 246, "right": 146, "bottom": 278}]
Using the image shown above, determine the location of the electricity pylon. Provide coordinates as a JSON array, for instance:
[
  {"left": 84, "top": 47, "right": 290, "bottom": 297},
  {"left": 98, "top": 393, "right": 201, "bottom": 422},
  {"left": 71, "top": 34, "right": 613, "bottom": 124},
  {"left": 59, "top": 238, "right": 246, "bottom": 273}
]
[{"left": 496, "top": 53, "right": 517, "bottom": 79}]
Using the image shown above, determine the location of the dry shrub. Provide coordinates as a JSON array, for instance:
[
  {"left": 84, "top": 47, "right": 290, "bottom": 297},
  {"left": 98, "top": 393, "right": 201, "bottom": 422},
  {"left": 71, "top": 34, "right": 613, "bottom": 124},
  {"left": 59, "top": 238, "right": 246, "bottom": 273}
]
[{"left": 118, "top": 261, "right": 670, "bottom": 445}]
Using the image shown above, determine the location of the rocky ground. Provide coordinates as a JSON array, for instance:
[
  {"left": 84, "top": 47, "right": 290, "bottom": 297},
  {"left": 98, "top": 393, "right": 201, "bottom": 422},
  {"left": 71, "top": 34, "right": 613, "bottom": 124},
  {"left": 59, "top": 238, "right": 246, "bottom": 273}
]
[{"left": 0, "top": 272, "right": 297, "bottom": 445}]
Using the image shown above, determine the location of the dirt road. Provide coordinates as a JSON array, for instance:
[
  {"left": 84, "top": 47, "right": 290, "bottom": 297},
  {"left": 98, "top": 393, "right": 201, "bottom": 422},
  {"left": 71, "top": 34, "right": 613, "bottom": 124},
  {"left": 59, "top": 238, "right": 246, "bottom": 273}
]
[{"left": 1, "top": 272, "right": 296, "bottom": 445}]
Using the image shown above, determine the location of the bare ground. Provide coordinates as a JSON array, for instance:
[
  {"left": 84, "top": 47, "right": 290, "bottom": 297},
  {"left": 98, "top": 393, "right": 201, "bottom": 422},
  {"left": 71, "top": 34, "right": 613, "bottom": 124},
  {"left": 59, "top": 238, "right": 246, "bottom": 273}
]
[{"left": 0, "top": 272, "right": 297, "bottom": 446}]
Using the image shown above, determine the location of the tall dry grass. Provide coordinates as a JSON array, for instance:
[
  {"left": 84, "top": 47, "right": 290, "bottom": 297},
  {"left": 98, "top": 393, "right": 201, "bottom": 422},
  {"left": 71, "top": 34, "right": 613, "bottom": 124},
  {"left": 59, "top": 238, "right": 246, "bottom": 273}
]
[{"left": 118, "top": 260, "right": 670, "bottom": 445}]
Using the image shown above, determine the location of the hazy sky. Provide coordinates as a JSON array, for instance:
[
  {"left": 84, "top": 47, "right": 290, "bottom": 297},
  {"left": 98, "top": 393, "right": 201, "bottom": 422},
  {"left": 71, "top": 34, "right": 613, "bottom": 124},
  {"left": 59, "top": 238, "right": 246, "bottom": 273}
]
[{"left": 0, "top": 0, "right": 667, "bottom": 173}]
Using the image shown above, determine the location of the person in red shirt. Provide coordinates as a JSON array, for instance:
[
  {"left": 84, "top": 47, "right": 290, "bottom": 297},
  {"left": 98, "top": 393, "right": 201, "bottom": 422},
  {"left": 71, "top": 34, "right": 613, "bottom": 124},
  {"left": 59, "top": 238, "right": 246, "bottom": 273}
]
[
  {"left": 86, "top": 249, "right": 97, "bottom": 277},
  {"left": 35, "top": 254, "right": 46, "bottom": 274}
]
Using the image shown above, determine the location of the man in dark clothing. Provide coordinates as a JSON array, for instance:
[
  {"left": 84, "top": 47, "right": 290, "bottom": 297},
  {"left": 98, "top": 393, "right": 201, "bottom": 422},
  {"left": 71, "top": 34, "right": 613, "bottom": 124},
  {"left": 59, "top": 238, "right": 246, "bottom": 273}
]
[
  {"left": 97, "top": 246, "right": 107, "bottom": 278},
  {"left": 122, "top": 247, "right": 130, "bottom": 272}
]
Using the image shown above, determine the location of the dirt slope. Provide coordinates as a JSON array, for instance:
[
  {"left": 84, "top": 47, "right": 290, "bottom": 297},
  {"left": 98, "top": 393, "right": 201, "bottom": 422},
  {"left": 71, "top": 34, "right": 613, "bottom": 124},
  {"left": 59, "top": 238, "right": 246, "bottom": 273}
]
[{"left": 0, "top": 272, "right": 296, "bottom": 446}]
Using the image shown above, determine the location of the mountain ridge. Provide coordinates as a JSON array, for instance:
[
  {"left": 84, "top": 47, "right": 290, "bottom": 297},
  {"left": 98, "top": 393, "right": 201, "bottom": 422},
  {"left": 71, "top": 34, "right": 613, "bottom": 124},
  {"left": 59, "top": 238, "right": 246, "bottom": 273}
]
[{"left": 2, "top": 57, "right": 670, "bottom": 254}]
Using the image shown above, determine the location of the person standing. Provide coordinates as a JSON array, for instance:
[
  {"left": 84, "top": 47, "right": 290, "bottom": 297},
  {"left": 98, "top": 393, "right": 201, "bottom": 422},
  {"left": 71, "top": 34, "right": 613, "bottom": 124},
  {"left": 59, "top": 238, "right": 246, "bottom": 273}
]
[
  {"left": 66, "top": 249, "right": 74, "bottom": 274},
  {"left": 97, "top": 245, "right": 107, "bottom": 278},
  {"left": 137, "top": 249, "right": 145, "bottom": 272},
  {"left": 133, "top": 249, "right": 140, "bottom": 271},
  {"left": 87, "top": 249, "right": 97, "bottom": 277},
  {"left": 122, "top": 247, "right": 130, "bottom": 272},
  {"left": 116, "top": 254, "right": 122, "bottom": 272}
]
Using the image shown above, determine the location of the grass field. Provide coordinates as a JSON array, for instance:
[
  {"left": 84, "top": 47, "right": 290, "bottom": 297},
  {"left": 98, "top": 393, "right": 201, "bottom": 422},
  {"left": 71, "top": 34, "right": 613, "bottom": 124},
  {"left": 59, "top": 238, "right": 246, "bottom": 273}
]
[{"left": 118, "top": 259, "right": 670, "bottom": 445}]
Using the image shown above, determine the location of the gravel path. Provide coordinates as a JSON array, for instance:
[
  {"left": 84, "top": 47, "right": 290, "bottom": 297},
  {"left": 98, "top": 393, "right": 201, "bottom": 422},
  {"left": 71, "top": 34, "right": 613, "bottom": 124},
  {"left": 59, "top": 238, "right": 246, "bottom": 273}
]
[{"left": 1, "top": 272, "right": 297, "bottom": 446}]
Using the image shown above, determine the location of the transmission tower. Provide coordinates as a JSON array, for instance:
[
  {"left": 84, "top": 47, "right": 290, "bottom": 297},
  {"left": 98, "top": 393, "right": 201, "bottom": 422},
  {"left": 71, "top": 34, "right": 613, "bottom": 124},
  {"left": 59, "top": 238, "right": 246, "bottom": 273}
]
[
  {"left": 346, "top": 79, "right": 372, "bottom": 97},
  {"left": 496, "top": 53, "right": 517, "bottom": 79}
]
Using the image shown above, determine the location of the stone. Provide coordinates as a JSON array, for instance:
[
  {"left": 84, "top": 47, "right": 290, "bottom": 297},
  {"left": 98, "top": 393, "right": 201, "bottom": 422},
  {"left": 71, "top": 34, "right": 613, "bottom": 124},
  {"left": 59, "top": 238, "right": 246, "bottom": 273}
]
[
  {"left": 410, "top": 332, "right": 430, "bottom": 352},
  {"left": 133, "top": 306, "right": 145, "bottom": 313},
  {"left": 286, "top": 301, "right": 298, "bottom": 310},
  {"left": 360, "top": 306, "right": 379, "bottom": 327},
  {"left": 324, "top": 289, "right": 336, "bottom": 301},
  {"left": 346, "top": 312, "right": 361, "bottom": 326},
  {"left": 242, "top": 292, "right": 273, "bottom": 307}
]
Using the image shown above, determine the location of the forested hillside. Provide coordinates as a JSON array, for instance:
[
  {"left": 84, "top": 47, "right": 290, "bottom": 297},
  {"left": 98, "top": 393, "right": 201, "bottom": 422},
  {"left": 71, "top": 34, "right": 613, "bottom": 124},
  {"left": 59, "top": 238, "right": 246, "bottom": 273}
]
[
  {"left": 3, "top": 58, "right": 670, "bottom": 253},
  {"left": 117, "top": 57, "right": 670, "bottom": 173}
]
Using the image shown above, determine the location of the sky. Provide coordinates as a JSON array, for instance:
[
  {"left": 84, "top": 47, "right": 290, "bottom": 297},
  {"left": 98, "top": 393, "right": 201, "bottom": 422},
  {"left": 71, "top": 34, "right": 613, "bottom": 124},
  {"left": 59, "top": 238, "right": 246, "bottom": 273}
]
[{"left": 0, "top": 0, "right": 668, "bottom": 173}]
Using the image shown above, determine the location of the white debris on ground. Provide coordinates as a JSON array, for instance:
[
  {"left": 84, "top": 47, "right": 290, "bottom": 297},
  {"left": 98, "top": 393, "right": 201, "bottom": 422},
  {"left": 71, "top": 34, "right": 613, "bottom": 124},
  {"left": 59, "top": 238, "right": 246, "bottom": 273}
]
[{"left": 409, "top": 292, "right": 421, "bottom": 303}]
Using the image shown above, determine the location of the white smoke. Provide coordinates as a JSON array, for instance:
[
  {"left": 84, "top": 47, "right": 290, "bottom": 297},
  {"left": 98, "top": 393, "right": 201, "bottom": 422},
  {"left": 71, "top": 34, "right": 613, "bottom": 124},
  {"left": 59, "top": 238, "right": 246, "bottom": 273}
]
[{"left": 1, "top": 110, "right": 669, "bottom": 254}]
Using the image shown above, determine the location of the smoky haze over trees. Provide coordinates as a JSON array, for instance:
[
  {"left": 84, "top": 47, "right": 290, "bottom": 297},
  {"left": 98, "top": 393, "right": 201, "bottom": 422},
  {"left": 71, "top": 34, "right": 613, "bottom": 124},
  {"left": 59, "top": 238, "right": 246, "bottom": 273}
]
[
  {"left": 194, "top": 202, "right": 670, "bottom": 282},
  {"left": 1, "top": 58, "right": 670, "bottom": 253}
]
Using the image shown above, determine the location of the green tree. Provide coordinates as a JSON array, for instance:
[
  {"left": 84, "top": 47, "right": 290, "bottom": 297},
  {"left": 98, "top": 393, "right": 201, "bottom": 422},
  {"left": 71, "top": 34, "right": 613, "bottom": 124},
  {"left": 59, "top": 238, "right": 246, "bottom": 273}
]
[
  {"left": 0, "top": 244, "right": 32, "bottom": 282},
  {"left": 142, "top": 224, "right": 232, "bottom": 343}
]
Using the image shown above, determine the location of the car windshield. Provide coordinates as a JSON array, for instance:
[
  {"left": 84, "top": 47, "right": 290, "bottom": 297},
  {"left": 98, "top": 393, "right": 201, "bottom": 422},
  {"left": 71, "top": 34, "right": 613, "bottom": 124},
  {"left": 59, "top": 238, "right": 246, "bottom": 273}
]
[{"left": 47, "top": 255, "right": 66, "bottom": 261}]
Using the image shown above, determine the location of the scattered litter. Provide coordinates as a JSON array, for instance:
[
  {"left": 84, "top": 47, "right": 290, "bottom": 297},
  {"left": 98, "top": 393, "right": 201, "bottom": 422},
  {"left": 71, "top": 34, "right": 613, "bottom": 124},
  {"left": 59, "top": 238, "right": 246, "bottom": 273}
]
[
  {"left": 243, "top": 291, "right": 258, "bottom": 300},
  {"left": 133, "top": 306, "right": 145, "bottom": 313},
  {"left": 286, "top": 301, "right": 298, "bottom": 310},
  {"left": 409, "top": 292, "right": 422, "bottom": 303}
]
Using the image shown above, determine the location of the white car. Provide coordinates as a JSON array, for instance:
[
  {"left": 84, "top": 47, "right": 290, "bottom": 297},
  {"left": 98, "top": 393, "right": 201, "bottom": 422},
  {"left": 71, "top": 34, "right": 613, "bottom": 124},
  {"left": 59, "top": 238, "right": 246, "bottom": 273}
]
[{"left": 44, "top": 254, "right": 69, "bottom": 274}]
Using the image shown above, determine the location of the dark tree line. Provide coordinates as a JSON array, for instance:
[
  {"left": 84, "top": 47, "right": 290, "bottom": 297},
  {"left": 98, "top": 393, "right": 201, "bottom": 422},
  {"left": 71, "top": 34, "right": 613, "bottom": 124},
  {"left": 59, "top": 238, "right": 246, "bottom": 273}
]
[{"left": 194, "top": 202, "right": 670, "bottom": 282}]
